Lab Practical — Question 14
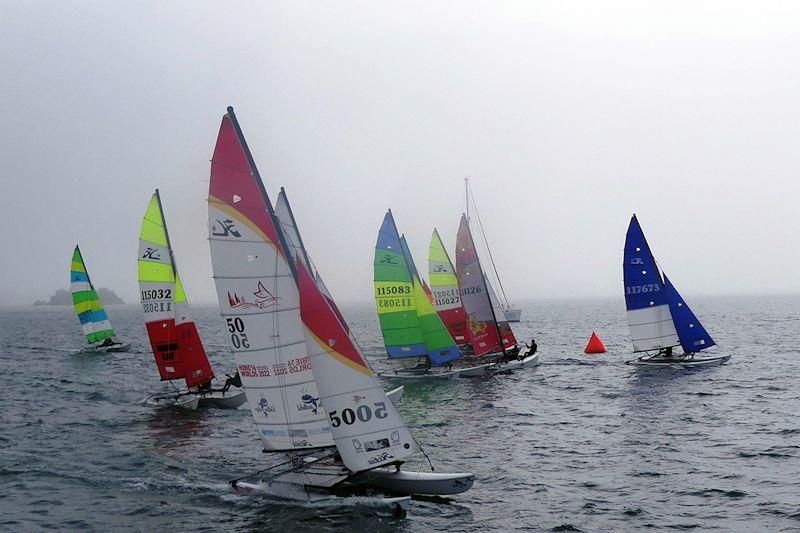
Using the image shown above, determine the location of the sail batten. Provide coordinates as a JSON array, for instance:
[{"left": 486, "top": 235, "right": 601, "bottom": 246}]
[{"left": 623, "top": 215, "right": 680, "bottom": 352}]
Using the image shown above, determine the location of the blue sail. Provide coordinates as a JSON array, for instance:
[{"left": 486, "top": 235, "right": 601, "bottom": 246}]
[
  {"left": 664, "top": 274, "right": 715, "bottom": 353},
  {"left": 623, "top": 215, "right": 679, "bottom": 352},
  {"left": 623, "top": 215, "right": 668, "bottom": 310}
]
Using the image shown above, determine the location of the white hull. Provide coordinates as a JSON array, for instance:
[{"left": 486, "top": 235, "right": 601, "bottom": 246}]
[
  {"left": 626, "top": 354, "right": 731, "bottom": 368},
  {"left": 504, "top": 308, "right": 522, "bottom": 322},
  {"left": 381, "top": 362, "right": 495, "bottom": 381},
  {"left": 146, "top": 386, "right": 247, "bottom": 409},
  {"left": 350, "top": 468, "right": 475, "bottom": 496},
  {"left": 490, "top": 352, "right": 539, "bottom": 372},
  {"left": 231, "top": 480, "right": 412, "bottom": 513}
]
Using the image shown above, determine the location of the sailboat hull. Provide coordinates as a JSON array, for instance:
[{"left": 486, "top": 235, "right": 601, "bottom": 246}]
[
  {"left": 90, "top": 342, "right": 131, "bottom": 353},
  {"left": 231, "top": 480, "right": 412, "bottom": 512},
  {"left": 145, "top": 386, "right": 247, "bottom": 409},
  {"left": 626, "top": 354, "right": 731, "bottom": 368},
  {"left": 350, "top": 468, "right": 476, "bottom": 495}
]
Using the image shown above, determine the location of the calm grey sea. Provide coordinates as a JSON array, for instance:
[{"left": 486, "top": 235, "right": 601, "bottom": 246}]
[{"left": 1, "top": 295, "right": 799, "bottom": 531}]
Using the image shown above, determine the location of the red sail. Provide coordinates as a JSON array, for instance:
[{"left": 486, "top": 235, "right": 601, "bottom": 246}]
[
  {"left": 146, "top": 319, "right": 213, "bottom": 388},
  {"left": 455, "top": 215, "right": 503, "bottom": 356}
]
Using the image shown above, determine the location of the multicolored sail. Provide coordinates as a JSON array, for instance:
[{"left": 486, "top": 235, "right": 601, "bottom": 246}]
[
  {"left": 428, "top": 228, "right": 469, "bottom": 344},
  {"left": 664, "top": 274, "right": 715, "bottom": 353},
  {"left": 623, "top": 215, "right": 679, "bottom": 352},
  {"left": 70, "top": 245, "right": 115, "bottom": 344},
  {"left": 374, "top": 211, "right": 427, "bottom": 359},
  {"left": 208, "top": 109, "right": 331, "bottom": 452},
  {"left": 399, "top": 235, "right": 461, "bottom": 365},
  {"left": 138, "top": 190, "right": 213, "bottom": 388},
  {"left": 455, "top": 215, "right": 504, "bottom": 356}
]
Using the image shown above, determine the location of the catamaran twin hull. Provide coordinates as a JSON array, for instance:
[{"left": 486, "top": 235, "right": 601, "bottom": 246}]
[
  {"left": 86, "top": 342, "right": 131, "bottom": 353},
  {"left": 145, "top": 387, "right": 248, "bottom": 410},
  {"left": 626, "top": 354, "right": 731, "bottom": 368},
  {"left": 382, "top": 353, "right": 539, "bottom": 381}
]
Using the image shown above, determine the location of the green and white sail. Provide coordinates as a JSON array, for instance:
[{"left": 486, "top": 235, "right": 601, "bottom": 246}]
[{"left": 70, "top": 245, "right": 115, "bottom": 344}]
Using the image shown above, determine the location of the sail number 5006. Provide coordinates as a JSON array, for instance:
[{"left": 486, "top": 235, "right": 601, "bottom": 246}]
[{"left": 329, "top": 402, "right": 388, "bottom": 427}]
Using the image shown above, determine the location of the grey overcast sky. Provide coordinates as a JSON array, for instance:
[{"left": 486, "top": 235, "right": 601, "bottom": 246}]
[{"left": 2, "top": 1, "right": 799, "bottom": 306}]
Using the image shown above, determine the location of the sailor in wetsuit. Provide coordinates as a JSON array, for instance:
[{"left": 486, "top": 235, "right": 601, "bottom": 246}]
[
  {"left": 524, "top": 338, "right": 538, "bottom": 357},
  {"left": 99, "top": 338, "right": 116, "bottom": 348}
]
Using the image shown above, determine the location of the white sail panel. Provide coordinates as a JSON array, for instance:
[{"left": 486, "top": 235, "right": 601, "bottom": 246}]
[{"left": 627, "top": 304, "right": 680, "bottom": 352}]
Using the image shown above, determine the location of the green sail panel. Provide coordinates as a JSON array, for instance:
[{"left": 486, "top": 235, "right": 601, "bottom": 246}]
[
  {"left": 374, "top": 210, "right": 427, "bottom": 360},
  {"left": 70, "top": 245, "right": 115, "bottom": 344},
  {"left": 399, "top": 235, "right": 461, "bottom": 365}
]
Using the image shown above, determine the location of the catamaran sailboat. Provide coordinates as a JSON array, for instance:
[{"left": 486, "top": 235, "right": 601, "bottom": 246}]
[
  {"left": 139, "top": 190, "right": 246, "bottom": 410},
  {"left": 70, "top": 245, "right": 131, "bottom": 353},
  {"left": 373, "top": 211, "right": 495, "bottom": 380},
  {"left": 454, "top": 214, "right": 538, "bottom": 371},
  {"left": 623, "top": 214, "right": 730, "bottom": 367},
  {"left": 207, "top": 107, "right": 473, "bottom": 508}
]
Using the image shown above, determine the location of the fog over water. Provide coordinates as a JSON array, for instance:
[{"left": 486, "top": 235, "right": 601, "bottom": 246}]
[{"left": 2, "top": 1, "right": 800, "bottom": 306}]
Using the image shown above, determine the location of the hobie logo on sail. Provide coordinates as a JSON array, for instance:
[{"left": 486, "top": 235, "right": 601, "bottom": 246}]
[
  {"left": 227, "top": 281, "right": 279, "bottom": 309},
  {"left": 142, "top": 247, "right": 161, "bottom": 260},
  {"left": 379, "top": 254, "right": 398, "bottom": 265},
  {"left": 432, "top": 264, "right": 448, "bottom": 273},
  {"left": 630, "top": 257, "right": 643, "bottom": 265},
  {"left": 211, "top": 218, "right": 241, "bottom": 238}
]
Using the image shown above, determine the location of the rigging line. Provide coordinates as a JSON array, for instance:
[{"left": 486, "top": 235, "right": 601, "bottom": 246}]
[{"left": 467, "top": 180, "right": 512, "bottom": 310}]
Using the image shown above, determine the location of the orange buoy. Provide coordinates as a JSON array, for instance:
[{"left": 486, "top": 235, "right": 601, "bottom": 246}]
[{"left": 584, "top": 332, "right": 606, "bottom": 354}]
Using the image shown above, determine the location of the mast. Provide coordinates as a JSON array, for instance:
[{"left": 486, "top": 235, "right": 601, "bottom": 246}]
[
  {"left": 466, "top": 179, "right": 512, "bottom": 310},
  {"left": 154, "top": 189, "right": 178, "bottom": 275},
  {"left": 463, "top": 213, "right": 506, "bottom": 356}
]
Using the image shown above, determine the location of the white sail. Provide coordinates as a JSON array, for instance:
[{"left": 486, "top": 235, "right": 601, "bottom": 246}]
[
  {"left": 208, "top": 112, "right": 332, "bottom": 451},
  {"left": 275, "top": 189, "right": 420, "bottom": 472},
  {"left": 628, "top": 305, "right": 679, "bottom": 352}
]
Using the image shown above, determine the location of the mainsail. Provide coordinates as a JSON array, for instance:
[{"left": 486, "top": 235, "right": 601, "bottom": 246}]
[
  {"left": 138, "top": 190, "right": 214, "bottom": 388},
  {"left": 209, "top": 107, "right": 417, "bottom": 473},
  {"left": 70, "top": 245, "right": 115, "bottom": 344},
  {"left": 455, "top": 214, "right": 505, "bottom": 356},
  {"left": 373, "top": 211, "right": 427, "bottom": 359},
  {"left": 623, "top": 215, "right": 679, "bottom": 352},
  {"left": 208, "top": 109, "right": 331, "bottom": 451},
  {"left": 428, "top": 228, "right": 469, "bottom": 345},
  {"left": 664, "top": 274, "right": 716, "bottom": 354},
  {"left": 399, "top": 235, "right": 461, "bottom": 365}
]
